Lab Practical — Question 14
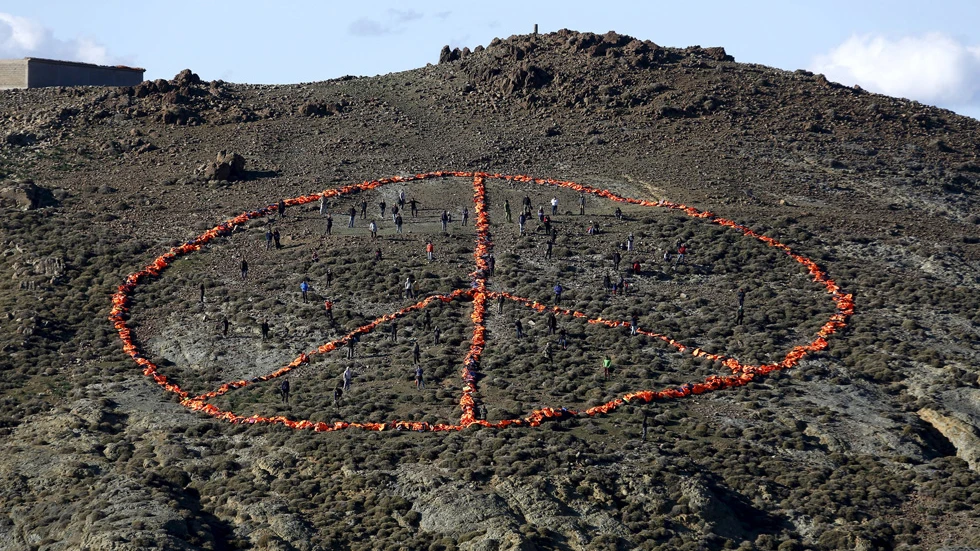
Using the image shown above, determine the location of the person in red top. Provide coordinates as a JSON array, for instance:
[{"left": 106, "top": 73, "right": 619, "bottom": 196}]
[
  {"left": 426, "top": 241, "right": 434, "bottom": 262},
  {"left": 632, "top": 260, "right": 641, "bottom": 275},
  {"left": 676, "top": 244, "right": 688, "bottom": 264},
  {"left": 324, "top": 299, "right": 333, "bottom": 321}
]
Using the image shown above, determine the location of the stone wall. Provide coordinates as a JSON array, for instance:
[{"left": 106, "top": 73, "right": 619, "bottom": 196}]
[{"left": 0, "top": 59, "right": 28, "bottom": 90}]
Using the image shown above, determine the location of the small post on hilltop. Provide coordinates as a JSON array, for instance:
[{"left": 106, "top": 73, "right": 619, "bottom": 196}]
[{"left": 534, "top": 24, "right": 538, "bottom": 36}]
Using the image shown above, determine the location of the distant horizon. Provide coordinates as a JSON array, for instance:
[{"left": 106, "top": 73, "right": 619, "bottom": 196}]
[{"left": 3, "top": 2, "right": 980, "bottom": 119}]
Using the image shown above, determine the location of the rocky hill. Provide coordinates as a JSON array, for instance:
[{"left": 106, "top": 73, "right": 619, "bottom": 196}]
[{"left": 0, "top": 29, "right": 978, "bottom": 551}]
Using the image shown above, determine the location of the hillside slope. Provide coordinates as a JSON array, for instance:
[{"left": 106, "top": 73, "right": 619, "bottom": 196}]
[{"left": 0, "top": 30, "right": 978, "bottom": 551}]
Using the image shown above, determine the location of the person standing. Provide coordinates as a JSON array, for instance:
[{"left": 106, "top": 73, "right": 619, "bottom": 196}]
[
  {"left": 440, "top": 210, "right": 449, "bottom": 232},
  {"left": 551, "top": 196, "right": 558, "bottom": 216},
  {"left": 278, "top": 198, "right": 286, "bottom": 219},
  {"left": 261, "top": 318, "right": 270, "bottom": 340},
  {"left": 360, "top": 198, "right": 367, "bottom": 219},
  {"left": 409, "top": 198, "right": 419, "bottom": 218},
  {"left": 348, "top": 206, "right": 356, "bottom": 228},
  {"left": 272, "top": 229, "right": 281, "bottom": 249},
  {"left": 199, "top": 283, "right": 205, "bottom": 303},
  {"left": 504, "top": 199, "right": 512, "bottom": 223},
  {"left": 543, "top": 342, "right": 554, "bottom": 365},
  {"left": 398, "top": 189, "right": 406, "bottom": 209},
  {"left": 342, "top": 366, "right": 352, "bottom": 391},
  {"left": 413, "top": 341, "right": 421, "bottom": 365},
  {"left": 404, "top": 276, "right": 414, "bottom": 299},
  {"left": 579, "top": 194, "right": 586, "bottom": 215},
  {"left": 222, "top": 317, "right": 229, "bottom": 337},
  {"left": 369, "top": 220, "right": 378, "bottom": 239},
  {"left": 426, "top": 241, "right": 434, "bottom": 262},
  {"left": 553, "top": 283, "right": 563, "bottom": 304},
  {"left": 346, "top": 336, "right": 357, "bottom": 358},
  {"left": 391, "top": 205, "right": 399, "bottom": 224},
  {"left": 390, "top": 321, "right": 398, "bottom": 342},
  {"left": 602, "top": 356, "right": 612, "bottom": 379},
  {"left": 240, "top": 257, "right": 249, "bottom": 280},
  {"left": 324, "top": 299, "right": 333, "bottom": 322},
  {"left": 522, "top": 195, "right": 532, "bottom": 215},
  {"left": 676, "top": 244, "right": 687, "bottom": 264},
  {"left": 379, "top": 200, "right": 387, "bottom": 217},
  {"left": 518, "top": 212, "right": 526, "bottom": 236},
  {"left": 462, "top": 207, "right": 469, "bottom": 226},
  {"left": 395, "top": 213, "right": 403, "bottom": 234},
  {"left": 630, "top": 314, "right": 638, "bottom": 336},
  {"left": 415, "top": 365, "right": 425, "bottom": 390},
  {"left": 515, "top": 319, "right": 524, "bottom": 339},
  {"left": 265, "top": 228, "right": 273, "bottom": 250},
  {"left": 546, "top": 312, "right": 557, "bottom": 335},
  {"left": 537, "top": 206, "right": 545, "bottom": 222},
  {"left": 545, "top": 241, "right": 553, "bottom": 260},
  {"left": 557, "top": 327, "right": 568, "bottom": 350},
  {"left": 626, "top": 232, "right": 634, "bottom": 252},
  {"left": 433, "top": 326, "right": 441, "bottom": 344},
  {"left": 280, "top": 378, "right": 290, "bottom": 404},
  {"left": 487, "top": 254, "right": 495, "bottom": 276},
  {"left": 319, "top": 196, "right": 326, "bottom": 216},
  {"left": 325, "top": 213, "right": 333, "bottom": 235},
  {"left": 736, "top": 288, "right": 746, "bottom": 325},
  {"left": 497, "top": 294, "right": 505, "bottom": 314},
  {"left": 300, "top": 279, "right": 310, "bottom": 303}
]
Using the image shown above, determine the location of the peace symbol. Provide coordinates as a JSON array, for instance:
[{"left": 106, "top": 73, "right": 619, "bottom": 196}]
[{"left": 109, "top": 172, "right": 853, "bottom": 432}]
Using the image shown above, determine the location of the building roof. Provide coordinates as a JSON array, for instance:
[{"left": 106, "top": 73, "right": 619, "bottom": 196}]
[{"left": 19, "top": 57, "right": 145, "bottom": 73}]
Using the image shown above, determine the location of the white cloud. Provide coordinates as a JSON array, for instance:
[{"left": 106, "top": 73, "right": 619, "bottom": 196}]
[
  {"left": 0, "top": 12, "right": 115, "bottom": 65},
  {"left": 811, "top": 33, "right": 980, "bottom": 112},
  {"left": 348, "top": 9, "right": 425, "bottom": 37}
]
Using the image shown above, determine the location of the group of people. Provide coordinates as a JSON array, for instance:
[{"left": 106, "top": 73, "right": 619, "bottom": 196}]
[{"left": 253, "top": 189, "right": 744, "bottom": 413}]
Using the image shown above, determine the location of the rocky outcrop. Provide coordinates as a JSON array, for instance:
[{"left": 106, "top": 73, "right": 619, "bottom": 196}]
[{"left": 918, "top": 407, "right": 980, "bottom": 471}]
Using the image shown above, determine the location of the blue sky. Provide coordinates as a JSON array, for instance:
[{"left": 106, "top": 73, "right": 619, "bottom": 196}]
[{"left": 2, "top": 1, "right": 980, "bottom": 119}]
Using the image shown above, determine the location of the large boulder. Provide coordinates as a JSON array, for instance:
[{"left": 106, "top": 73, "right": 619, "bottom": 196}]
[
  {"left": 199, "top": 151, "right": 247, "bottom": 182},
  {"left": 172, "top": 69, "right": 202, "bottom": 87},
  {"left": 297, "top": 101, "right": 342, "bottom": 117},
  {"left": 0, "top": 181, "right": 54, "bottom": 210}
]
